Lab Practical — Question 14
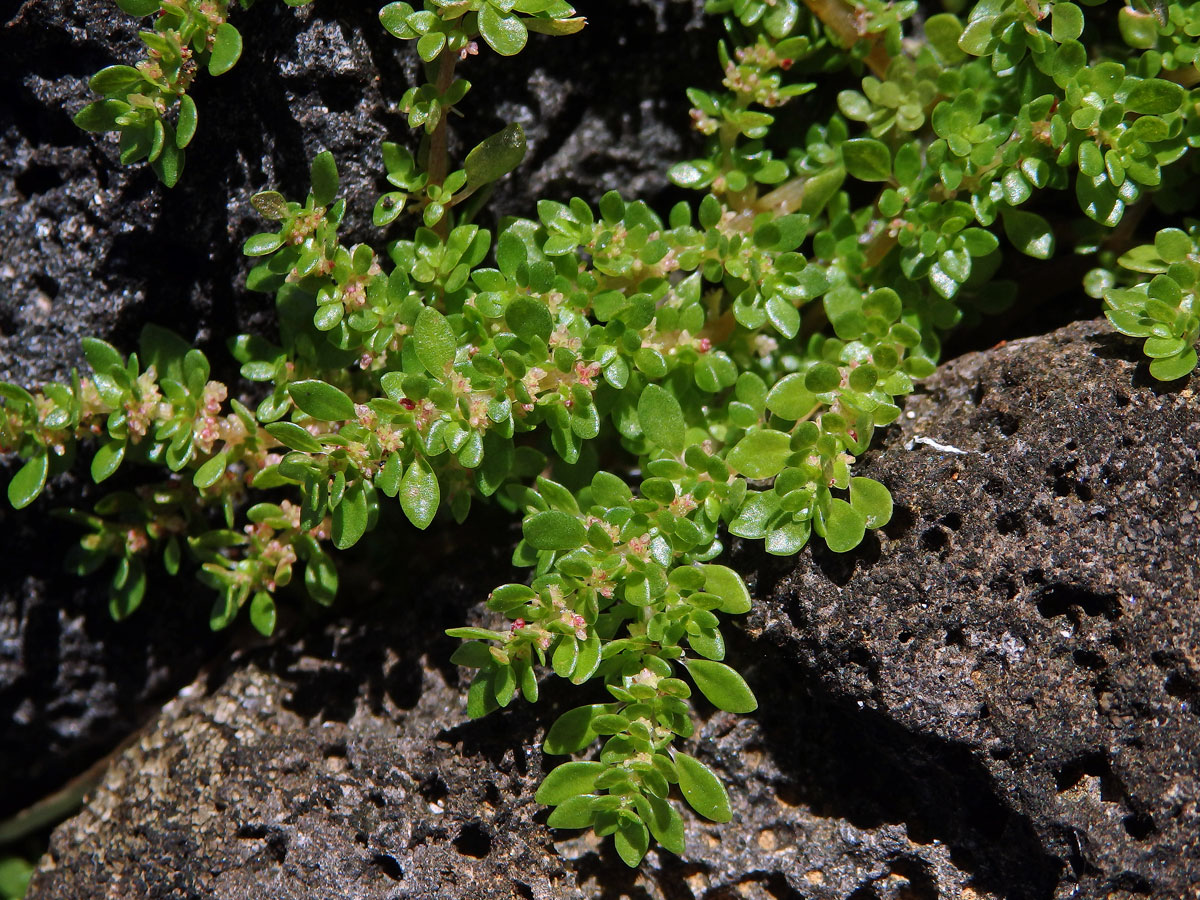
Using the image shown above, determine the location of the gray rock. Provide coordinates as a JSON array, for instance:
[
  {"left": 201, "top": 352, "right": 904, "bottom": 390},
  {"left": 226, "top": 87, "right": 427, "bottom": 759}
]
[{"left": 26, "top": 320, "right": 1200, "bottom": 899}]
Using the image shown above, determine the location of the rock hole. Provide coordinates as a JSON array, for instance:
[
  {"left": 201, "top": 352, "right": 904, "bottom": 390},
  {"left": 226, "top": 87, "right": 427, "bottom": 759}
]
[
  {"left": 983, "top": 477, "right": 1007, "bottom": 497},
  {"left": 847, "top": 887, "right": 878, "bottom": 900},
  {"left": 940, "top": 511, "right": 962, "bottom": 531},
  {"left": 1112, "top": 390, "right": 1131, "bottom": 407},
  {"left": 898, "top": 630, "right": 913, "bottom": 643},
  {"left": 920, "top": 527, "right": 948, "bottom": 552},
  {"left": 15, "top": 163, "right": 65, "bottom": 198},
  {"left": 1110, "top": 871, "right": 1153, "bottom": 894},
  {"left": 514, "top": 882, "right": 535, "bottom": 900},
  {"left": 1072, "top": 649, "right": 1107, "bottom": 671},
  {"left": 764, "top": 871, "right": 804, "bottom": 898},
  {"left": 324, "top": 740, "right": 348, "bottom": 758},
  {"left": 990, "top": 575, "right": 1019, "bottom": 599},
  {"left": 32, "top": 273, "right": 59, "bottom": 302},
  {"left": 1035, "top": 585, "right": 1121, "bottom": 621},
  {"left": 372, "top": 853, "right": 404, "bottom": 881},
  {"left": 1054, "top": 753, "right": 1123, "bottom": 802},
  {"left": 944, "top": 625, "right": 966, "bottom": 647},
  {"left": 882, "top": 504, "right": 915, "bottom": 539},
  {"left": 989, "top": 744, "right": 1013, "bottom": 760},
  {"left": 1065, "top": 439, "right": 1077, "bottom": 450},
  {"left": 993, "top": 411, "right": 1020, "bottom": 435},
  {"left": 996, "top": 511, "right": 1024, "bottom": 535},
  {"left": 1122, "top": 813, "right": 1157, "bottom": 840},
  {"left": 453, "top": 822, "right": 493, "bottom": 859},
  {"left": 419, "top": 773, "right": 449, "bottom": 803}
]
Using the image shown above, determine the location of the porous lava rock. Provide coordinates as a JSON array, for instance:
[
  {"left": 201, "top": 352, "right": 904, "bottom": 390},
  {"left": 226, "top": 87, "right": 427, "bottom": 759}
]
[
  {"left": 25, "top": 319, "right": 1200, "bottom": 900},
  {"left": 0, "top": 0, "right": 713, "bottom": 818}
]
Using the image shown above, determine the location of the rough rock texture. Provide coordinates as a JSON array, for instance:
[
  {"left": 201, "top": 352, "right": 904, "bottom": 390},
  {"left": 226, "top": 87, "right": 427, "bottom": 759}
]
[
  {"left": 0, "top": 0, "right": 713, "bottom": 817},
  {"left": 26, "top": 320, "right": 1200, "bottom": 900},
  {"left": 742, "top": 319, "right": 1200, "bottom": 899},
  {"left": 0, "top": 0, "right": 714, "bottom": 386}
]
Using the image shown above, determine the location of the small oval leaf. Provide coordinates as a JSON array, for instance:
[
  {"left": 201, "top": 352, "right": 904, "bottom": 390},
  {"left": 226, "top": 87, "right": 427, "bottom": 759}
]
[
  {"left": 685, "top": 659, "right": 758, "bottom": 713},
  {"left": 288, "top": 379, "right": 355, "bottom": 421},
  {"left": 674, "top": 751, "right": 732, "bottom": 823}
]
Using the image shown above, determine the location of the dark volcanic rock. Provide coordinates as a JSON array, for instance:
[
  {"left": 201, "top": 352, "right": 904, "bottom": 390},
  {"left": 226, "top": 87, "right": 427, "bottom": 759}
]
[
  {"left": 0, "top": 0, "right": 714, "bottom": 385},
  {"left": 0, "top": 0, "right": 712, "bottom": 821},
  {"left": 743, "top": 318, "right": 1200, "bottom": 899},
  {"left": 25, "top": 320, "right": 1200, "bottom": 900}
]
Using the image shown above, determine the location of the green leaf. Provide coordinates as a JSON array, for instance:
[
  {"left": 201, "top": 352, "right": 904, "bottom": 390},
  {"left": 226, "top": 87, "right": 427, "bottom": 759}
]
[
  {"left": 467, "top": 667, "right": 499, "bottom": 718},
  {"left": 765, "top": 373, "right": 817, "bottom": 420},
  {"left": 506, "top": 295, "right": 553, "bottom": 344},
  {"left": 546, "top": 794, "right": 599, "bottom": 829},
  {"left": 1125, "top": 78, "right": 1184, "bottom": 116},
  {"left": 91, "top": 439, "right": 126, "bottom": 483},
  {"left": 849, "top": 476, "right": 892, "bottom": 528},
  {"left": 243, "top": 232, "right": 284, "bottom": 256},
  {"left": 685, "top": 659, "right": 758, "bottom": 713},
  {"left": 842, "top": 138, "right": 892, "bottom": 182},
  {"left": 251, "top": 191, "right": 290, "bottom": 221},
  {"left": 544, "top": 704, "right": 608, "bottom": 754},
  {"left": 288, "top": 379, "right": 355, "bottom": 421},
  {"left": 400, "top": 456, "right": 439, "bottom": 529},
  {"left": 304, "top": 552, "right": 338, "bottom": 605},
  {"left": 1149, "top": 347, "right": 1198, "bottom": 381},
  {"left": 74, "top": 99, "right": 131, "bottom": 132},
  {"left": 81, "top": 337, "right": 124, "bottom": 375},
  {"left": 643, "top": 793, "right": 685, "bottom": 856},
  {"left": 1154, "top": 228, "right": 1194, "bottom": 264},
  {"left": 0, "top": 856, "right": 34, "bottom": 899},
  {"left": 414, "top": 306, "right": 456, "bottom": 374},
  {"left": 614, "top": 817, "right": 649, "bottom": 867},
  {"left": 176, "top": 94, "right": 197, "bottom": 147},
  {"left": 1051, "top": 2, "right": 1083, "bottom": 42},
  {"left": 822, "top": 498, "right": 866, "bottom": 552},
  {"left": 116, "top": 0, "right": 159, "bottom": 15},
  {"left": 535, "top": 761, "right": 605, "bottom": 804},
  {"left": 478, "top": 4, "right": 528, "bottom": 55},
  {"left": 332, "top": 479, "right": 369, "bottom": 549},
  {"left": 310, "top": 150, "right": 339, "bottom": 208},
  {"left": 1000, "top": 208, "right": 1055, "bottom": 259},
  {"left": 110, "top": 556, "right": 146, "bottom": 621},
  {"left": 265, "top": 421, "right": 324, "bottom": 453},
  {"left": 727, "top": 430, "right": 791, "bottom": 480},
  {"left": 192, "top": 450, "right": 228, "bottom": 489},
  {"left": 249, "top": 591, "right": 277, "bottom": 636},
  {"left": 571, "top": 630, "right": 602, "bottom": 684},
  {"left": 700, "top": 564, "right": 751, "bottom": 614},
  {"left": 208, "top": 23, "right": 243, "bottom": 76},
  {"left": 525, "top": 15, "right": 587, "bottom": 35},
  {"left": 89, "top": 64, "right": 147, "bottom": 97},
  {"left": 524, "top": 509, "right": 586, "bottom": 551},
  {"left": 465, "top": 123, "right": 527, "bottom": 187},
  {"left": 637, "top": 384, "right": 685, "bottom": 455},
  {"left": 8, "top": 452, "right": 48, "bottom": 509},
  {"left": 150, "top": 129, "right": 184, "bottom": 187},
  {"left": 674, "top": 752, "right": 731, "bottom": 823}
]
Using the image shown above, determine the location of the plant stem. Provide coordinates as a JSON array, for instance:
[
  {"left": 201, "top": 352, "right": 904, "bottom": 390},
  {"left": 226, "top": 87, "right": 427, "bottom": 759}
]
[
  {"left": 800, "top": 0, "right": 891, "bottom": 78},
  {"left": 427, "top": 52, "right": 458, "bottom": 191},
  {"left": 428, "top": 51, "right": 458, "bottom": 239}
]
